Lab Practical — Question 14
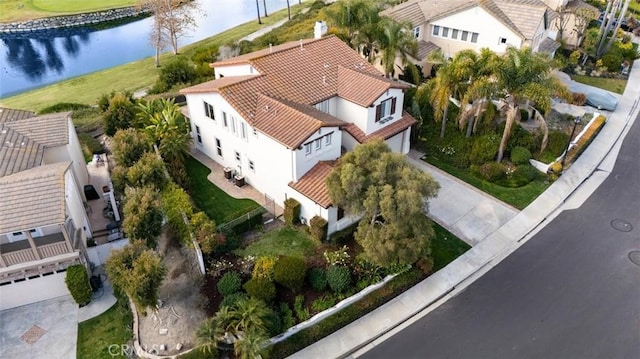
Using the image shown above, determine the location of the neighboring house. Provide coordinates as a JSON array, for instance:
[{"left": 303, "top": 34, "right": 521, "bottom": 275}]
[
  {"left": 0, "top": 109, "right": 92, "bottom": 310},
  {"left": 381, "top": 0, "right": 594, "bottom": 71},
  {"left": 181, "top": 34, "right": 416, "bottom": 235}
]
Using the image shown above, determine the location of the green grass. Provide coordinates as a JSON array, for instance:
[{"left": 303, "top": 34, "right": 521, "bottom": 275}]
[
  {"left": 0, "top": 5, "right": 307, "bottom": 111},
  {"left": 184, "top": 155, "right": 260, "bottom": 224},
  {"left": 570, "top": 74, "right": 627, "bottom": 94},
  {"left": 423, "top": 155, "right": 549, "bottom": 210},
  {"left": 431, "top": 222, "right": 471, "bottom": 271},
  {"left": 235, "top": 226, "right": 319, "bottom": 258},
  {"left": 77, "top": 296, "right": 132, "bottom": 359},
  {"left": 0, "top": 0, "right": 136, "bottom": 22}
]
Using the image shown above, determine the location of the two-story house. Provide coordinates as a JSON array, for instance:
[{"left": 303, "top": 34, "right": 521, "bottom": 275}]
[
  {"left": 0, "top": 110, "right": 93, "bottom": 310},
  {"left": 381, "top": 0, "right": 592, "bottom": 72},
  {"left": 181, "top": 35, "right": 417, "bottom": 235}
]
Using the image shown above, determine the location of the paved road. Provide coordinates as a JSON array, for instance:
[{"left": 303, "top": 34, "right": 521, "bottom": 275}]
[{"left": 362, "top": 112, "right": 640, "bottom": 358}]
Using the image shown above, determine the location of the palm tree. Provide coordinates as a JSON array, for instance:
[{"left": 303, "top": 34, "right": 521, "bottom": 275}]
[
  {"left": 263, "top": 0, "right": 268, "bottom": 17},
  {"left": 327, "top": 0, "right": 379, "bottom": 49},
  {"left": 457, "top": 48, "right": 499, "bottom": 137},
  {"left": 234, "top": 329, "right": 267, "bottom": 359},
  {"left": 138, "top": 98, "right": 192, "bottom": 164},
  {"left": 255, "top": 0, "right": 262, "bottom": 24},
  {"left": 286, "top": 0, "right": 291, "bottom": 20},
  {"left": 377, "top": 17, "right": 417, "bottom": 78},
  {"left": 492, "top": 46, "right": 570, "bottom": 162},
  {"left": 233, "top": 297, "right": 270, "bottom": 334}
]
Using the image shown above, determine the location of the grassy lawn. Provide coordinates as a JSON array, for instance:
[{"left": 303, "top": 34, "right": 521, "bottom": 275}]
[
  {"left": 185, "top": 155, "right": 260, "bottom": 224},
  {"left": 423, "top": 155, "right": 549, "bottom": 210},
  {"left": 234, "top": 226, "right": 319, "bottom": 258},
  {"left": 0, "top": 0, "right": 136, "bottom": 22},
  {"left": 431, "top": 222, "right": 471, "bottom": 271},
  {"left": 77, "top": 296, "right": 132, "bottom": 359},
  {"left": 0, "top": 5, "right": 306, "bottom": 111},
  {"left": 570, "top": 74, "right": 627, "bottom": 94}
]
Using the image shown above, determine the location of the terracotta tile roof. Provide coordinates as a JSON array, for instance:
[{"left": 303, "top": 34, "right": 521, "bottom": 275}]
[
  {"left": 179, "top": 75, "right": 260, "bottom": 94},
  {"left": 337, "top": 66, "right": 408, "bottom": 107},
  {"left": 343, "top": 111, "right": 418, "bottom": 143},
  {"left": 4, "top": 112, "right": 70, "bottom": 147},
  {"left": 212, "top": 39, "right": 317, "bottom": 67},
  {"left": 289, "top": 161, "right": 336, "bottom": 208},
  {"left": 182, "top": 36, "right": 406, "bottom": 148},
  {"left": 0, "top": 126, "right": 45, "bottom": 177},
  {"left": 253, "top": 94, "right": 346, "bottom": 149},
  {"left": 0, "top": 162, "right": 70, "bottom": 233},
  {"left": 0, "top": 107, "right": 35, "bottom": 123}
]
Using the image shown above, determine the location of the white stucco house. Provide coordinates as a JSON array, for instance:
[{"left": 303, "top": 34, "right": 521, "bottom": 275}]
[
  {"left": 381, "top": 0, "right": 597, "bottom": 71},
  {"left": 0, "top": 108, "right": 93, "bottom": 310},
  {"left": 181, "top": 35, "right": 417, "bottom": 235}
]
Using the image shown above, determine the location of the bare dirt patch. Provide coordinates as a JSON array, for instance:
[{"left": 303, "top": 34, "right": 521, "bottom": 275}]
[{"left": 138, "top": 229, "right": 207, "bottom": 356}]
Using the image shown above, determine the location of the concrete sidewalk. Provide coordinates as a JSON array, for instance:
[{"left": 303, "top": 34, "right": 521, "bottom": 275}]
[{"left": 289, "top": 60, "right": 640, "bottom": 359}]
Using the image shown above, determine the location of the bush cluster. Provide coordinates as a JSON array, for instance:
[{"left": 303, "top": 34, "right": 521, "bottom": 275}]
[
  {"left": 307, "top": 267, "right": 328, "bottom": 292},
  {"left": 326, "top": 266, "right": 352, "bottom": 293},
  {"left": 252, "top": 256, "right": 276, "bottom": 280},
  {"left": 470, "top": 134, "right": 499, "bottom": 164},
  {"left": 283, "top": 198, "right": 301, "bottom": 225},
  {"left": 243, "top": 277, "right": 276, "bottom": 302},
  {"left": 309, "top": 215, "right": 328, "bottom": 242},
  {"left": 65, "top": 265, "right": 92, "bottom": 306},
  {"left": 39, "top": 102, "right": 90, "bottom": 114},
  {"left": 474, "top": 162, "right": 506, "bottom": 182},
  {"left": 510, "top": 146, "right": 532, "bottom": 165},
  {"left": 274, "top": 256, "right": 307, "bottom": 291},
  {"left": 571, "top": 92, "right": 587, "bottom": 106},
  {"left": 221, "top": 292, "right": 248, "bottom": 308},
  {"left": 217, "top": 271, "right": 242, "bottom": 296}
]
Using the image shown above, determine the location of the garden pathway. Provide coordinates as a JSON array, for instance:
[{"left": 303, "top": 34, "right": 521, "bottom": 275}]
[{"left": 407, "top": 150, "right": 520, "bottom": 246}]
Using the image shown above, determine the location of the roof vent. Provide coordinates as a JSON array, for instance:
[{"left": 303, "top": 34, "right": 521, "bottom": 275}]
[
  {"left": 269, "top": 43, "right": 273, "bottom": 53},
  {"left": 299, "top": 39, "right": 303, "bottom": 50}
]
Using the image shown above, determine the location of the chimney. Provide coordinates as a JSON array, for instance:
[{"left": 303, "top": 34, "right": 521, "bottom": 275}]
[{"left": 314, "top": 20, "right": 327, "bottom": 39}]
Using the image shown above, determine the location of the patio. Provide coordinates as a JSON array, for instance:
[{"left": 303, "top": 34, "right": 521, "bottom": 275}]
[{"left": 85, "top": 153, "right": 121, "bottom": 245}]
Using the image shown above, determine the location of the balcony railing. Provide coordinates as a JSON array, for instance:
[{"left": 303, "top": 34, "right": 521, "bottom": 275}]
[{"left": 0, "top": 232, "right": 72, "bottom": 267}]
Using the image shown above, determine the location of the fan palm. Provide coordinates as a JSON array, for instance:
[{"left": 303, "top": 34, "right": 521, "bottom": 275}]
[{"left": 377, "top": 17, "right": 417, "bottom": 78}]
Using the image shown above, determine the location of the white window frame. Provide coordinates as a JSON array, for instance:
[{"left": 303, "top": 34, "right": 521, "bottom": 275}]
[
  {"left": 195, "top": 125, "right": 202, "bottom": 144},
  {"left": 451, "top": 29, "right": 459, "bottom": 40},
  {"left": 241, "top": 122, "right": 247, "bottom": 140},
  {"left": 304, "top": 143, "right": 312, "bottom": 156},
  {"left": 412, "top": 26, "right": 420, "bottom": 39},
  {"left": 432, "top": 25, "right": 440, "bottom": 36},
  {"left": 222, "top": 112, "right": 228, "bottom": 129},
  {"left": 249, "top": 160, "right": 255, "bottom": 172},
  {"left": 204, "top": 101, "right": 215, "bottom": 121},
  {"left": 325, "top": 133, "right": 332, "bottom": 146},
  {"left": 498, "top": 37, "right": 507, "bottom": 45},
  {"left": 9, "top": 228, "right": 41, "bottom": 242},
  {"left": 471, "top": 32, "right": 479, "bottom": 43},
  {"left": 231, "top": 116, "right": 237, "bottom": 134},
  {"left": 442, "top": 27, "right": 449, "bottom": 37},
  {"left": 235, "top": 151, "right": 241, "bottom": 162},
  {"left": 315, "top": 138, "right": 322, "bottom": 150},
  {"left": 461, "top": 31, "right": 469, "bottom": 41},
  {"left": 216, "top": 138, "right": 222, "bottom": 157}
]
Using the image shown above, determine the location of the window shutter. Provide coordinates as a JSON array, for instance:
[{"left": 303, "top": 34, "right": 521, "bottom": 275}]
[
  {"left": 375, "top": 105, "right": 382, "bottom": 122},
  {"left": 391, "top": 98, "right": 397, "bottom": 115},
  {"left": 203, "top": 101, "right": 208, "bottom": 116}
]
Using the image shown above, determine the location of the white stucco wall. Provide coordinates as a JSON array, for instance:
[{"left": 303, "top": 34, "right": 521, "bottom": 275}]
[
  {"left": 0, "top": 271, "right": 71, "bottom": 310},
  {"left": 65, "top": 169, "right": 91, "bottom": 240},
  {"left": 366, "top": 89, "right": 405, "bottom": 134},
  {"left": 341, "top": 131, "right": 360, "bottom": 153},
  {"left": 335, "top": 97, "right": 368, "bottom": 129},
  {"left": 293, "top": 127, "right": 341, "bottom": 181},
  {"left": 287, "top": 189, "right": 329, "bottom": 226},
  {"left": 326, "top": 206, "right": 360, "bottom": 236},
  {"left": 214, "top": 64, "right": 257, "bottom": 78},
  {"left": 428, "top": 6, "right": 524, "bottom": 56}
]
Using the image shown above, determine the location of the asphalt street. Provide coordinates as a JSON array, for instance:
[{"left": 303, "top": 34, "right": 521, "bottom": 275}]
[{"left": 363, "top": 112, "right": 640, "bottom": 358}]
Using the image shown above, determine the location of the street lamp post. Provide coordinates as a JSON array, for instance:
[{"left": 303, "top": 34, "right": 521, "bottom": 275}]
[{"left": 561, "top": 116, "right": 582, "bottom": 171}]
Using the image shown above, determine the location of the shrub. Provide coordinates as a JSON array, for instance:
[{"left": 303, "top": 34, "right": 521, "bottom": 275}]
[
  {"left": 509, "top": 164, "right": 540, "bottom": 186},
  {"left": 159, "top": 56, "right": 197, "bottom": 89},
  {"left": 470, "top": 133, "right": 500, "bottom": 164},
  {"left": 126, "top": 151, "right": 168, "bottom": 190},
  {"left": 311, "top": 295, "right": 337, "bottom": 312},
  {"left": 308, "top": 267, "right": 328, "bottom": 292},
  {"left": 265, "top": 308, "right": 283, "bottom": 337},
  {"left": 252, "top": 256, "right": 276, "bottom": 280},
  {"left": 328, "top": 221, "right": 358, "bottom": 245},
  {"left": 283, "top": 198, "right": 301, "bottom": 225},
  {"left": 572, "top": 92, "right": 587, "bottom": 106},
  {"left": 326, "top": 266, "right": 352, "bottom": 293},
  {"left": 519, "top": 109, "right": 529, "bottom": 122},
  {"left": 280, "top": 302, "right": 296, "bottom": 329},
  {"left": 539, "top": 130, "right": 570, "bottom": 162},
  {"left": 476, "top": 162, "right": 506, "bottom": 182},
  {"left": 323, "top": 245, "right": 350, "bottom": 266},
  {"left": 294, "top": 295, "right": 310, "bottom": 322},
  {"left": 510, "top": 146, "right": 532, "bottom": 165},
  {"left": 601, "top": 53, "right": 623, "bottom": 72},
  {"left": 507, "top": 124, "right": 536, "bottom": 153},
  {"left": 39, "top": 102, "right": 90, "bottom": 114},
  {"left": 243, "top": 277, "right": 276, "bottom": 302},
  {"left": 65, "top": 265, "right": 92, "bottom": 306},
  {"left": 217, "top": 271, "right": 242, "bottom": 296},
  {"left": 191, "top": 46, "right": 218, "bottom": 78},
  {"left": 309, "top": 215, "right": 328, "bottom": 242},
  {"left": 103, "top": 93, "right": 137, "bottom": 136},
  {"left": 220, "top": 292, "right": 248, "bottom": 308},
  {"left": 274, "top": 256, "right": 307, "bottom": 291}
]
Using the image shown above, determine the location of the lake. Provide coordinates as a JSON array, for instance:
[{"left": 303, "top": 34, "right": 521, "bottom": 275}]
[{"left": 0, "top": 0, "right": 295, "bottom": 98}]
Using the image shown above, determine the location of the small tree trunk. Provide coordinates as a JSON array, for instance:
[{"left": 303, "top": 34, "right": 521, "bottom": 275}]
[
  {"left": 287, "top": 0, "right": 291, "bottom": 20},
  {"left": 263, "top": 0, "right": 268, "bottom": 17},
  {"left": 534, "top": 110, "right": 549, "bottom": 155},
  {"left": 497, "top": 104, "right": 518, "bottom": 163},
  {"left": 440, "top": 105, "right": 448, "bottom": 138},
  {"left": 256, "top": 0, "right": 262, "bottom": 24},
  {"left": 155, "top": 45, "right": 161, "bottom": 67},
  {"left": 603, "top": 0, "right": 631, "bottom": 55}
]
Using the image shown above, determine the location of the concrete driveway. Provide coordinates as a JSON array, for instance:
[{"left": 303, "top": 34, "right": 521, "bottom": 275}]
[{"left": 0, "top": 295, "right": 78, "bottom": 359}]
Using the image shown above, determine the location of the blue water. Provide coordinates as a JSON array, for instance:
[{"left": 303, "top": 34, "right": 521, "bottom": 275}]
[{"left": 0, "top": 0, "right": 294, "bottom": 98}]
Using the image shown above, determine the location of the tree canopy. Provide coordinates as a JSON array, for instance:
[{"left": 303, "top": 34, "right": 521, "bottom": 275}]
[{"left": 326, "top": 139, "right": 439, "bottom": 267}]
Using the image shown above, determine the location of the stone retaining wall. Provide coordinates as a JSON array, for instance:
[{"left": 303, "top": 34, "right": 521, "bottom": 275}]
[{"left": 0, "top": 7, "right": 150, "bottom": 34}]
